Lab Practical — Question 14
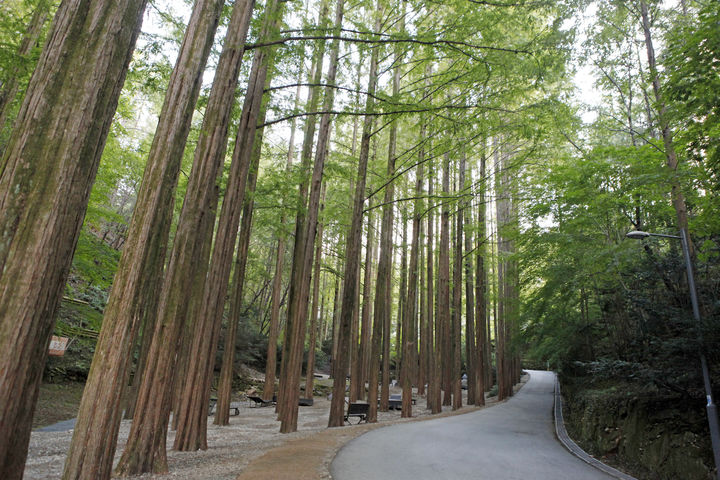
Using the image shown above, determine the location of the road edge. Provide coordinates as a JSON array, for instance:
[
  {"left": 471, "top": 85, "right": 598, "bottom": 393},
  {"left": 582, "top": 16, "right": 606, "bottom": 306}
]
[{"left": 553, "top": 373, "right": 638, "bottom": 480}]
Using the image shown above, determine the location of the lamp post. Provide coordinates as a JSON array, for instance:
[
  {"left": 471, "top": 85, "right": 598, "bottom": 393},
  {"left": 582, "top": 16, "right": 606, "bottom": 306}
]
[{"left": 627, "top": 229, "right": 720, "bottom": 479}]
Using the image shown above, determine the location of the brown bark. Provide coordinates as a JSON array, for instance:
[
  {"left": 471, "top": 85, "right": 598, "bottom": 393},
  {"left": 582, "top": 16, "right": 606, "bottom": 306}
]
[
  {"left": 451, "top": 160, "right": 463, "bottom": 411},
  {"left": 113, "top": 0, "right": 257, "bottom": 473},
  {"left": 328, "top": 47, "right": 373, "bottom": 424},
  {"left": 439, "top": 152, "right": 452, "bottom": 407},
  {"left": 0, "top": 1, "right": 50, "bottom": 141},
  {"left": 0, "top": 1, "right": 146, "bottom": 478},
  {"left": 378, "top": 3, "right": 403, "bottom": 412},
  {"left": 280, "top": 0, "right": 343, "bottom": 433},
  {"left": 397, "top": 214, "right": 408, "bottom": 383},
  {"left": 463, "top": 155, "right": 477, "bottom": 406},
  {"left": 173, "top": 0, "right": 280, "bottom": 449},
  {"left": 475, "top": 149, "right": 487, "bottom": 402},
  {"left": 358, "top": 199, "right": 377, "bottom": 400},
  {"left": 215, "top": 105, "right": 268, "bottom": 426},
  {"left": 305, "top": 204, "right": 325, "bottom": 399},
  {"left": 403, "top": 155, "right": 423, "bottom": 415},
  {"left": 64, "top": 1, "right": 231, "bottom": 476},
  {"left": 426, "top": 151, "right": 441, "bottom": 414},
  {"left": 276, "top": 0, "right": 329, "bottom": 425},
  {"left": 263, "top": 67, "right": 304, "bottom": 402}
]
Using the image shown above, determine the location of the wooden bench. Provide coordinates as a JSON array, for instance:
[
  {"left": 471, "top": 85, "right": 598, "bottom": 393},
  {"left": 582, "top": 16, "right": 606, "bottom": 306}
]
[
  {"left": 247, "top": 395, "right": 274, "bottom": 408},
  {"left": 387, "top": 394, "right": 416, "bottom": 410},
  {"left": 345, "top": 402, "right": 370, "bottom": 424},
  {"left": 208, "top": 399, "right": 242, "bottom": 416}
]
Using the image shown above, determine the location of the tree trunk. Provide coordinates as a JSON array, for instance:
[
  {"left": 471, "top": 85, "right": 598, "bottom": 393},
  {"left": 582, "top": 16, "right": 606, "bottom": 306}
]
[
  {"left": 439, "top": 152, "right": 452, "bottom": 407},
  {"left": 113, "top": 0, "right": 258, "bottom": 473},
  {"left": 475, "top": 148, "right": 487, "bottom": 403},
  {"left": 426, "top": 146, "right": 441, "bottom": 414},
  {"left": 463, "top": 155, "right": 477, "bottom": 406},
  {"left": 64, "top": 0, "right": 234, "bottom": 476},
  {"left": 305, "top": 201, "right": 325, "bottom": 399},
  {"left": 215, "top": 102, "right": 268, "bottom": 426},
  {"left": 279, "top": 0, "right": 343, "bottom": 433},
  {"left": 328, "top": 39, "right": 374, "bottom": 425},
  {"left": 358, "top": 198, "right": 377, "bottom": 401},
  {"left": 451, "top": 158, "right": 463, "bottom": 411},
  {"left": 173, "top": 0, "right": 280, "bottom": 449},
  {"left": 0, "top": 2, "right": 146, "bottom": 478},
  {"left": 403, "top": 155, "right": 423, "bottom": 415},
  {"left": 639, "top": 0, "right": 692, "bottom": 253},
  {"left": 276, "top": 0, "right": 330, "bottom": 425}
]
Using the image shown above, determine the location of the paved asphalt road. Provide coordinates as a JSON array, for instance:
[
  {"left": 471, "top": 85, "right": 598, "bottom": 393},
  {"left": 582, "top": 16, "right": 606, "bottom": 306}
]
[{"left": 331, "top": 370, "right": 614, "bottom": 480}]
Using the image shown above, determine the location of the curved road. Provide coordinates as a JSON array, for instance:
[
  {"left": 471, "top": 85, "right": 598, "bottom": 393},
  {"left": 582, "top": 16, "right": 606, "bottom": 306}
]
[{"left": 331, "top": 370, "right": 614, "bottom": 480}]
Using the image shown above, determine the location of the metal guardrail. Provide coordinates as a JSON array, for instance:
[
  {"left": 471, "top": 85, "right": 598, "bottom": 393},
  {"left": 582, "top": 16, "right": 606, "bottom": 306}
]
[{"left": 553, "top": 374, "right": 638, "bottom": 480}]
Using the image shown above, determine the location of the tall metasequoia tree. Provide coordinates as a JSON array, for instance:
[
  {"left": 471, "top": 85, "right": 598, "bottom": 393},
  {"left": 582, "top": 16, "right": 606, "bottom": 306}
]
[
  {"left": 376, "top": 2, "right": 403, "bottom": 412},
  {"left": 463, "top": 154, "right": 477, "bottom": 405},
  {"left": 0, "top": 0, "right": 51, "bottom": 141},
  {"left": 173, "top": 1, "right": 282, "bottom": 449},
  {"left": 0, "top": 1, "right": 147, "bottom": 478},
  {"left": 439, "top": 151, "right": 452, "bottom": 407},
  {"left": 495, "top": 144, "right": 513, "bottom": 401},
  {"left": 451, "top": 157, "right": 463, "bottom": 410},
  {"left": 279, "top": 0, "right": 344, "bottom": 433},
  {"left": 262, "top": 29, "right": 310, "bottom": 404},
  {"left": 305, "top": 196, "right": 325, "bottom": 399},
  {"left": 62, "top": 1, "right": 238, "bottom": 477},
  {"left": 358, "top": 196, "right": 377, "bottom": 400},
  {"left": 402, "top": 157, "right": 423, "bottom": 416},
  {"left": 474, "top": 149, "right": 487, "bottom": 403},
  {"left": 326, "top": 0, "right": 379, "bottom": 427},
  {"left": 426, "top": 149, "right": 441, "bottom": 414},
  {"left": 397, "top": 213, "right": 408, "bottom": 390},
  {"left": 114, "top": 0, "right": 263, "bottom": 474},
  {"left": 215, "top": 100, "right": 269, "bottom": 426},
  {"left": 639, "top": 0, "right": 692, "bottom": 253},
  {"left": 275, "top": 0, "right": 329, "bottom": 423}
]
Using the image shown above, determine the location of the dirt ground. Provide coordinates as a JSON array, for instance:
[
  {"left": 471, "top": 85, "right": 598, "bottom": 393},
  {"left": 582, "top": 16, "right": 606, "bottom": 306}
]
[{"left": 25, "top": 378, "right": 527, "bottom": 479}]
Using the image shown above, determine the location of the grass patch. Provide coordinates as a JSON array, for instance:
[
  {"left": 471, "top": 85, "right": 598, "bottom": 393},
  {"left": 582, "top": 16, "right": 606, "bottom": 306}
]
[{"left": 33, "top": 382, "right": 86, "bottom": 429}]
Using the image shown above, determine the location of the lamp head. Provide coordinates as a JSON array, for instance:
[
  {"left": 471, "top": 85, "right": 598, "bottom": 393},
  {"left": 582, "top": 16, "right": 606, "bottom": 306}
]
[{"left": 626, "top": 230, "right": 651, "bottom": 240}]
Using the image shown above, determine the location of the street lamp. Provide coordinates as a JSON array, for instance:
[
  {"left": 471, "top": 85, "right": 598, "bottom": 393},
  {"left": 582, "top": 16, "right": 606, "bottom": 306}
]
[{"left": 627, "top": 229, "right": 720, "bottom": 479}]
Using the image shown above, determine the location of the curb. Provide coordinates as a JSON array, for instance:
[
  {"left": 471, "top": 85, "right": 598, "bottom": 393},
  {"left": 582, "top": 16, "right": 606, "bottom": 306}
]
[{"left": 553, "top": 374, "right": 637, "bottom": 480}]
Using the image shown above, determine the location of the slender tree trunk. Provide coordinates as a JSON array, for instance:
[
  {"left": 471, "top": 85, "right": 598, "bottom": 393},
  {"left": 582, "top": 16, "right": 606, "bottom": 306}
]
[
  {"left": 215, "top": 102, "right": 268, "bottom": 426},
  {"left": 397, "top": 214, "right": 408, "bottom": 390},
  {"left": 0, "top": 2, "right": 147, "bottom": 478},
  {"left": 173, "top": 1, "right": 281, "bottom": 449},
  {"left": 328, "top": 37, "right": 375, "bottom": 426},
  {"left": 377, "top": 2, "right": 402, "bottom": 411},
  {"left": 358, "top": 198, "right": 377, "bottom": 400},
  {"left": 403, "top": 156, "right": 423, "bottom": 415},
  {"left": 439, "top": 152, "right": 452, "bottom": 407},
  {"left": 451, "top": 158, "right": 463, "bottom": 411},
  {"left": 305, "top": 203, "right": 325, "bottom": 399},
  {"left": 262, "top": 67, "right": 304, "bottom": 402},
  {"left": 639, "top": 0, "right": 692, "bottom": 253},
  {"left": 427, "top": 151, "right": 441, "bottom": 414},
  {"left": 0, "top": 0, "right": 51, "bottom": 142},
  {"left": 276, "top": 0, "right": 329, "bottom": 425},
  {"left": 475, "top": 149, "right": 487, "bottom": 403},
  {"left": 280, "top": 0, "right": 343, "bottom": 433},
  {"left": 418, "top": 213, "right": 427, "bottom": 397},
  {"left": 463, "top": 156, "right": 477, "bottom": 406}
]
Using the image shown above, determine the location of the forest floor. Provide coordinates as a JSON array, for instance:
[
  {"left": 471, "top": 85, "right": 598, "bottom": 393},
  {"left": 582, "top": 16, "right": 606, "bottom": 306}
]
[{"left": 25, "top": 377, "right": 526, "bottom": 479}]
